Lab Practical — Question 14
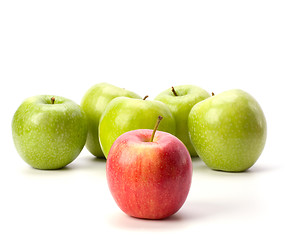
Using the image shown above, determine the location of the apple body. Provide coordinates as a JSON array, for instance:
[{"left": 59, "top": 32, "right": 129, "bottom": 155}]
[
  {"left": 155, "top": 85, "right": 210, "bottom": 156},
  {"left": 80, "top": 83, "right": 140, "bottom": 157},
  {"left": 106, "top": 129, "right": 192, "bottom": 219},
  {"left": 99, "top": 97, "right": 176, "bottom": 158},
  {"left": 188, "top": 89, "right": 267, "bottom": 172},
  {"left": 12, "top": 95, "right": 88, "bottom": 170}
]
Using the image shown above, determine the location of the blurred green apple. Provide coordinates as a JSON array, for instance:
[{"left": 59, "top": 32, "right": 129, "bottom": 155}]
[
  {"left": 188, "top": 89, "right": 267, "bottom": 172},
  {"left": 99, "top": 97, "right": 176, "bottom": 158},
  {"left": 155, "top": 85, "right": 210, "bottom": 156},
  {"left": 81, "top": 83, "right": 140, "bottom": 158},
  {"left": 12, "top": 95, "right": 88, "bottom": 170}
]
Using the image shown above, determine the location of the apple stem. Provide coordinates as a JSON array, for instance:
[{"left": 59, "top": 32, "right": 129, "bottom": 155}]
[
  {"left": 171, "top": 86, "right": 178, "bottom": 96},
  {"left": 143, "top": 95, "right": 149, "bottom": 100},
  {"left": 51, "top": 97, "right": 55, "bottom": 104},
  {"left": 150, "top": 116, "right": 163, "bottom": 142},
  {"left": 211, "top": 92, "right": 215, "bottom": 96}
]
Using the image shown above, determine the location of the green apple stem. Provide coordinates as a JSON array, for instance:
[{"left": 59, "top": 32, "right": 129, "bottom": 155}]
[
  {"left": 211, "top": 92, "right": 215, "bottom": 96},
  {"left": 143, "top": 95, "right": 149, "bottom": 100},
  {"left": 171, "top": 86, "right": 178, "bottom": 96},
  {"left": 150, "top": 116, "right": 163, "bottom": 142},
  {"left": 51, "top": 97, "right": 55, "bottom": 104}
]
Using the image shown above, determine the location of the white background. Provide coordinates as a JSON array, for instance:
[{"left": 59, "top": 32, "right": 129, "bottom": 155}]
[{"left": 1, "top": 0, "right": 293, "bottom": 239}]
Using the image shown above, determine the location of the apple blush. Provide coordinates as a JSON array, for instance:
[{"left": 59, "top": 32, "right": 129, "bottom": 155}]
[{"left": 106, "top": 116, "right": 193, "bottom": 220}]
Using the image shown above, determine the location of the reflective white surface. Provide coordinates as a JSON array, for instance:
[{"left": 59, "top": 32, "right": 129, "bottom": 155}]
[{"left": 1, "top": 0, "right": 293, "bottom": 239}]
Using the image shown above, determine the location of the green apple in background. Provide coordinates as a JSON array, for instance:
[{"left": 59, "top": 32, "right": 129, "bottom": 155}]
[
  {"left": 155, "top": 85, "right": 210, "bottom": 156},
  {"left": 80, "top": 83, "right": 141, "bottom": 158},
  {"left": 188, "top": 89, "right": 267, "bottom": 172},
  {"left": 12, "top": 95, "right": 88, "bottom": 170},
  {"left": 99, "top": 97, "right": 176, "bottom": 158}
]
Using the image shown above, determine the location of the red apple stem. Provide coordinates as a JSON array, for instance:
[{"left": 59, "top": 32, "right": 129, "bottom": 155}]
[
  {"left": 150, "top": 116, "right": 163, "bottom": 142},
  {"left": 171, "top": 86, "right": 178, "bottom": 96},
  {"left": 143, "top": 95, "right": 149, "bottom": 100},
  {"left": 51, "top": 97, "right": 55, "bottom": 104}
]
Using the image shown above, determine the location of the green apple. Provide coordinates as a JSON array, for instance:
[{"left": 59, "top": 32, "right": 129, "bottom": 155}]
[
  {"left": 188, "top": 89, "right": 267, "bottom": 172},
  {"left": 155, "top": 85, "right": 210, "bottom": 156},
  {"left": 12, "top": 95, "right": 88, "bottom": 170},
  {"left": 99, "top": 97, "right": 176, "bottom": 158},
  {"left": 80, "top": 83, "right": 141, "bottom": 158}
]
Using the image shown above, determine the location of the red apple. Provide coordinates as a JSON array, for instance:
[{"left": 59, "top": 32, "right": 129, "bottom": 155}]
[{"left": 106, "top": 116, "right": 193, "bottom": 219}]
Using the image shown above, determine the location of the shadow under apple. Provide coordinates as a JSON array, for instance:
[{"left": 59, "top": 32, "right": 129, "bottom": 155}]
[{"left": 107, "top": 199, "right": 234, "bottom": 231}]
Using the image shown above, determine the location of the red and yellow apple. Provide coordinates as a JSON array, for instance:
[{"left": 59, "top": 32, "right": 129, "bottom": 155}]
[{"left": 106, "top": 117, "right": 193, "bottom": 219}]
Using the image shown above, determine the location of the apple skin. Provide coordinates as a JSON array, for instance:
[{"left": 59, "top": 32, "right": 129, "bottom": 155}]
[
  {"left": 106, "top": 129, "right": 192, "bottom": 219},
  {"left": 155, "top": 85, "right": 210, "bottom": 156},
  {"left": 99, "top": 97, "right": 176, "bottom": 158},
  {"left": 80, "top": 83, "right": 141, "bottom": 158},
  {"left": 12, "top": 95, "right": 88, "bottom": 170},
  {"left": 188, "top": 89, "right": 267, "bottom": 172}
]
